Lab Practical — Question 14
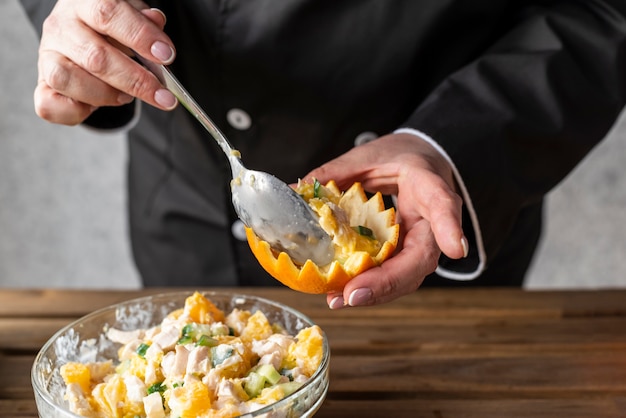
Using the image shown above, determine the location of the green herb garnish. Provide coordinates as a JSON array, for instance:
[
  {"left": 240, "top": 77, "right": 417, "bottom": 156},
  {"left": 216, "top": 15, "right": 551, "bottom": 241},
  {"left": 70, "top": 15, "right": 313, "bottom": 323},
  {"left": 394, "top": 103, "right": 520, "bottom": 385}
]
[
  {"left": 136, "top": 343, "right": 150, "bottom": 358},
  {"left": 353, "top": 225, "right": 375, "bottom": 238},
  {"left": 313, "top": 178, "right": 321, "bottom": 198},
  {"left": 147, "top": 382, "right": 166, "bottom": 395}
]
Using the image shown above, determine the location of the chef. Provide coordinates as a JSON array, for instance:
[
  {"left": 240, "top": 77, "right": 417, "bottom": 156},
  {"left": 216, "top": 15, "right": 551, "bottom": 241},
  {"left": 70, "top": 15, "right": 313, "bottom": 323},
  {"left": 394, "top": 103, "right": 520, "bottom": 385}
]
[{"left": 18, "top": 0, "right": 626, "bottom": 307}]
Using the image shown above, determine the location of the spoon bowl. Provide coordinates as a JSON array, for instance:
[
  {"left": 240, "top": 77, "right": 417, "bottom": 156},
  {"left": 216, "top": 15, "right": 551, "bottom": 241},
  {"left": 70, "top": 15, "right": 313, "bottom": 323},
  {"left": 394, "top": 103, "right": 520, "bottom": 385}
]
[{"left": 138, "top": 56, "right": 334, "bottom": 266}]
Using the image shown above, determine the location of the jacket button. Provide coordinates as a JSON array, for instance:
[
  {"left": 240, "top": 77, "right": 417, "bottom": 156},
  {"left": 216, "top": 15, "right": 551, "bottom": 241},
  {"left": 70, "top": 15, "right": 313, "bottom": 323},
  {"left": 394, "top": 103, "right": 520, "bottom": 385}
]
[
  {"left": 231, "top": 220, "right": 248, "bottom": 241},
  {"left": 354, "top": 131, "right": 378, "bottom": 146},
  {"left": 226, "top": 108, "right": 252, "bottom": 130}
]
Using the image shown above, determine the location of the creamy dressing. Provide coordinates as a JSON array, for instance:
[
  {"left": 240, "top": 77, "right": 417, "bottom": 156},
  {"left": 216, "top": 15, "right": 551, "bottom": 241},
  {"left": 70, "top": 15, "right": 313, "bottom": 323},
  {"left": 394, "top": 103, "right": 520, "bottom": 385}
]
[{"left": 59, "top": 292, "right": 323, "bottom": 418}]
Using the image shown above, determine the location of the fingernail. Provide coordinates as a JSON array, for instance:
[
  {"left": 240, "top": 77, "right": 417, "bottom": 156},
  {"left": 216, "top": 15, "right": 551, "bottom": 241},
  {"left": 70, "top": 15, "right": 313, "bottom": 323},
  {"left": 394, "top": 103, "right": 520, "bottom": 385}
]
[
  {"left": 328, "top": 296, "right": 345, "bottom": 310},
  {"left": 150, "top": 8, "right": 166, "bottom": 24},
  {"left": 348, "top": 288, "right": 372, "bottom": 307},
  {"left": 461, "top": 236, "right": 469, "bottom": 258},
  {"left": 117, "top": 93, "right": 134, "bottom": 104},
  {"left": 155, "top": 89, "right": 177, "bottom": 109},
  {"left": 151, "top": 41, "right": 175, "bottom": 64}
]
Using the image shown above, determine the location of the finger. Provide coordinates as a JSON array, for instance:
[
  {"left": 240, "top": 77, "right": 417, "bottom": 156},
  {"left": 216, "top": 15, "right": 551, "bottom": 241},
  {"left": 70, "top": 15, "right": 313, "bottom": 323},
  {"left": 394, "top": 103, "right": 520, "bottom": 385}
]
[
  {"left": 34, "top": 80, "right": 97, "bottom": 126},
  {"left": 41, "top": 1, "right": 176, "bottom": 111},
  {"left": 38, "top": 50, "right": 134, "bottom": 109},
  {"left": 45, "top": 32, "right": 175, "bottom": 111},
  {"left": 342, "top": 248, "right": 436, "bottom": 307},
  {"left": 427, "top": 192, "right": 468, "bottom": 260},
  {"left": 306, "top": 152, "right": 366, "bottom": 189},
  {"left": 105, "top": 8, "right": 167, "bottom": 56},
  {"left": 73, "top": 0, "right": 175, "bottom": 64},
  {"left": 399, "top": 169, "right": 467, "bottom": 260},
  {"left": 306, "top": 138, "right": 401, "bottom": 193},
  {"left": 141, "top": 8, "right": 167, "bottom": 29},
  {"left": 342, "top": 220, "right": 440, "bottom": 307},
  {"left": 326, "top": 291, "right": 346, "bottom": 310}
]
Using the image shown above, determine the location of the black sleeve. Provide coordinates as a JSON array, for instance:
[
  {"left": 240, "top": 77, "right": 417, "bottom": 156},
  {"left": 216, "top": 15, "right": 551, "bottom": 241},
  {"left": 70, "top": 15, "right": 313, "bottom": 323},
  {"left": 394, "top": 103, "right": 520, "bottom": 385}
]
[
  {"left": 403, "top": 0, "right": 626, "bottom": 270},
  {"left": 18, "top": 0, "right": 55, "bottom": 35},
  {"left": 18, "top": 0, "right": 137, "bottom": 130}
]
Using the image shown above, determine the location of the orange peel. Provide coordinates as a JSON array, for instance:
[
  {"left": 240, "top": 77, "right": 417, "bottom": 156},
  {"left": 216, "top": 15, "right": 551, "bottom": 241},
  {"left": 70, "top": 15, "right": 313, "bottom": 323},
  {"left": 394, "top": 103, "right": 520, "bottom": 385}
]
[{"left": 245, "top": 180, "right": 399, "bottom": 294}]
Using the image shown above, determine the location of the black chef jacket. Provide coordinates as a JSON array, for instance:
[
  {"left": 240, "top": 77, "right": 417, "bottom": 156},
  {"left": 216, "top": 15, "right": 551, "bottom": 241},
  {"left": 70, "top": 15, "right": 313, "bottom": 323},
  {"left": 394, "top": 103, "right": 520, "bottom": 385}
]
[{"left": 19, "top": 0, "right": 626, "bottom": 288}]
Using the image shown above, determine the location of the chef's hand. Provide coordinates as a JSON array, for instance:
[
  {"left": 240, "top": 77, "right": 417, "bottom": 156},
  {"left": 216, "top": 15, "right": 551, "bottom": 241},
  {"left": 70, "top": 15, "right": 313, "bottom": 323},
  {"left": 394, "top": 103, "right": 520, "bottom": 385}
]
[
  {"left": 305, "top": 133, "right": 468, "bottom": 308},
  {"left": 34, "top": 1, "right": 177, "bottom": 125}
]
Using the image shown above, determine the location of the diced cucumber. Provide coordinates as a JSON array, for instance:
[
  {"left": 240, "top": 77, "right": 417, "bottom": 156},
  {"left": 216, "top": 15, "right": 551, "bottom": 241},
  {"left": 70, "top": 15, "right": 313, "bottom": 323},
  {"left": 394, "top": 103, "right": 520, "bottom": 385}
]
[
  {"left": 210, "top": 323, "right": 230, "bottom": 336},
  {"left": 196, "top": 335, "right": 218, "bottom": 347},
  {"left": 244, "top": 371, "right": 265, "bottom": 398},
  {"left": 255, "top": 364, "right": 282, "bottom": 385},
  {"left": 278, "top": 381, "right": 302, "bottom": 397}
]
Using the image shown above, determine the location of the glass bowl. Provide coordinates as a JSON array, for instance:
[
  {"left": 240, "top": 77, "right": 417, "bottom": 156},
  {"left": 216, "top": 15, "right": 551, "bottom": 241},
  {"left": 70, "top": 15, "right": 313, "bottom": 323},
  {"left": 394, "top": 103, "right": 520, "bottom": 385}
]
[{"left": 32, "top": 291, "right": 330, "bottom": 418}]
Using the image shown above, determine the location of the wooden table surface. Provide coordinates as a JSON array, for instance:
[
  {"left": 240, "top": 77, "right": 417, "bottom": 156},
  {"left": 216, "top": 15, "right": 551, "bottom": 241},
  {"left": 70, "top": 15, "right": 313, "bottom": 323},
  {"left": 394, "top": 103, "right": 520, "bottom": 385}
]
[{"left": 1, "top": 287, "right": 626, "bottom": 417}]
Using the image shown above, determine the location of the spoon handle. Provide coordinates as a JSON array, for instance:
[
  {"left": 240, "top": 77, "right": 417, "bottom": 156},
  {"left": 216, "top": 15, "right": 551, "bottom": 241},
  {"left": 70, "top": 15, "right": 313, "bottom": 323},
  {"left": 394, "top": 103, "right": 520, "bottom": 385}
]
[{"left": 136, "top": 55, "right": 240, "bottom": 167}]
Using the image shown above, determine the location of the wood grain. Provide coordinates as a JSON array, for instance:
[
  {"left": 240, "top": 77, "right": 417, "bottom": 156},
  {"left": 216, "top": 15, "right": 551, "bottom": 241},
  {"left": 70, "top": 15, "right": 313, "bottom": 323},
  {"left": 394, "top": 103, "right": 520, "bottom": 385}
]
[{"left": 2, "top": 287, "right": 626, "bottom": 417}]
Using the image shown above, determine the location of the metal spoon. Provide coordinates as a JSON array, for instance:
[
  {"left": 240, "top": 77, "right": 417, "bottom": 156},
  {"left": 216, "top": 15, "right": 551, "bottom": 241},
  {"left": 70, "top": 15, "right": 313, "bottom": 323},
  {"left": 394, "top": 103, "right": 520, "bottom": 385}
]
[{"left": 137, "top": 56, "right": 334, "bottom": 266}]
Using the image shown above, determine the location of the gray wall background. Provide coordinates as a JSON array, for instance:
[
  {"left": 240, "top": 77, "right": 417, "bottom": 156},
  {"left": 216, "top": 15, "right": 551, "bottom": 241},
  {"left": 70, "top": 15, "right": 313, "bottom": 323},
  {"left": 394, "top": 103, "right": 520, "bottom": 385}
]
[{"left": 1, "top": 0, "right": 625, "bottom": 290}]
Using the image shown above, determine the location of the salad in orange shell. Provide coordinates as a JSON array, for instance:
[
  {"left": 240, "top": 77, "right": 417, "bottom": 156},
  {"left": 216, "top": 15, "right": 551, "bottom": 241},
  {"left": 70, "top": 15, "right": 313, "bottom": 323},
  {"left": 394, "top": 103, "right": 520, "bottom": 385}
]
[{"left": 245, "top": 180, "right": 399, "bottom": 294}]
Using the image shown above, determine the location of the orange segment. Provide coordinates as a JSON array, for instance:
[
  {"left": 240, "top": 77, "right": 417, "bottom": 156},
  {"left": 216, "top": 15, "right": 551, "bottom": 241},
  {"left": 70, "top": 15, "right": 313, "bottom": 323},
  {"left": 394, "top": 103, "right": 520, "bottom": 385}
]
[
  {"left": 286, "top": 325, "right": 324, "bottom": 376},
  {"left": 240, "top": 310, "right": 274, "bottom": 343},
  {"left": 246, "top": 181, "right": 399, "bottom": 294},
  {"left": 183, "top": 291, "right": 226, "bottom": 324},
  {"left": 60, "top": 363, "right": 92, "bottom": 394}
]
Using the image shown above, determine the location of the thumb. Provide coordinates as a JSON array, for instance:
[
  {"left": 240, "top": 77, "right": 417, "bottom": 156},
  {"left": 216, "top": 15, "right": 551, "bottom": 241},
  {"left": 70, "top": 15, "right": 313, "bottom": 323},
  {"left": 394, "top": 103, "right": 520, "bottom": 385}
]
[{"left": 304, "top": 155, "right": 364, "bottom": 190}]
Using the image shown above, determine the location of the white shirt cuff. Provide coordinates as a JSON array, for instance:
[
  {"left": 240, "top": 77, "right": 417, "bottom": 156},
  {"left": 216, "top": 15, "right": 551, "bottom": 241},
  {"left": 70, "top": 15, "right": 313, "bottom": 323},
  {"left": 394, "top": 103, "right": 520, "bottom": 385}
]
[
  {"left": 81, "top": 100, "right": 142, "bottom": 134},
  {"left": 394, "top": 127, "right": 486, "bottom": 280}
]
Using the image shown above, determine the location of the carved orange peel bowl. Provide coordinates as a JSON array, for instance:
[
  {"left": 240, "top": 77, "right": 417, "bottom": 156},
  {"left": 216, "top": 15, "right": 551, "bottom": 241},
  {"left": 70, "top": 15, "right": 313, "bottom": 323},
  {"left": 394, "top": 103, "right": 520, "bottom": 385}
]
[{"left": 245, "top": 181, "right": 400, "bottom": 294}]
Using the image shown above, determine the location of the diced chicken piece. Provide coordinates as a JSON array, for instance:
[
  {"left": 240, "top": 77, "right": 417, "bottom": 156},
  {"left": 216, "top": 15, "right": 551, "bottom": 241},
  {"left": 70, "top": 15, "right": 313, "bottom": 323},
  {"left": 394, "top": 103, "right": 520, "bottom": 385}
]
[
  {"left": 161, "top": 345, "right": 189, "bottom": 381},
  {"left": 290, "top": 367, "right": 308, "bottom": 383},
  {"left": 145, "top": 360, "right": 160, "bottom": 385},
  {"left": 64, "top": 383, "right": 96, "bottom": 417},
  {"left": 86, "top": 360, "right": 114, "bottom": 382},
  {"left": 151, "top": 325, "right": 181, "bottom": 351},
  {"left": 252, "top": 334, "right": 293, "bottom": 356},
  {"left": 161, "top": 313, "right": 186, "bottom": 329},
  {"left": 169, "top": 344, "right": 190, "bottom": 381},
  {"left": 143, "top": 392, "right": 165, "bottom": 418},
  {"left": 123, "top": 375, "right": 146, "bottom": 402},
  {"left": 225, "top": 309, "right": 249, "bottom": 335},
  {"left": 250, "top": 339, "right": 275, "bottom": 357},
  {"left": 117, "top": 340, "right": 142, "bottom": 361},
  {"left": 216, "top": 379, "right": 247, "bottom": 402},
  {"left": 182, "top": 373, "right": 204, "bottom": 390},
  {"left": 251, "top": 334, "right": 293, "bottom": 370},
  {"left": 160, "top": 351, "right": 175, "bottom": 380},
  {"left": 220, "top": 352, "right": 243, "bottom": 370},
  {"left": 145, "top": 342, "right": 163, "bottom": 363},
  {"left": 294, "top": 374, "right": 309, "bottom": 384},
  {"left": 144, "top": 326, "right": 161, "bottom": 340},
  {"left": 267, "top": 334, "right": 295, "bottom": 351},
  {"left": 106, "top": 327, "right": 143, "bottom": 344},
  {"left": 203, "top": 368, "right": 221, "bottom": 392},
  {"left": 186, "top": 346, "right": 210, "bottom": 376},
  {"left": 257, "top": 351, "right": 282, "bottom": 371}
]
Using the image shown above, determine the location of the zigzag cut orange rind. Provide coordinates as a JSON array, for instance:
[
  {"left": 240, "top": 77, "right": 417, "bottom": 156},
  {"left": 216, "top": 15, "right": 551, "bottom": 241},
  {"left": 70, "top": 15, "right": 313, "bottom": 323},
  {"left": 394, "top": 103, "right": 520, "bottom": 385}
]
[{"left": 245, "top": 180, "right": 399, "bottom": 294}]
